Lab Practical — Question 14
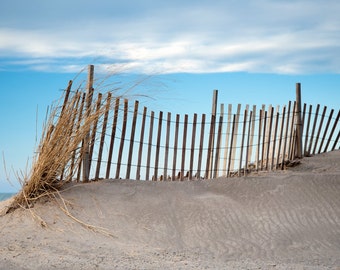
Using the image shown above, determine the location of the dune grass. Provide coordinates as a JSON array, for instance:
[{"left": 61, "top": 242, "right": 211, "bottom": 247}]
[{"left": 11, "top": 83, "right": 111, "bottom": 210}]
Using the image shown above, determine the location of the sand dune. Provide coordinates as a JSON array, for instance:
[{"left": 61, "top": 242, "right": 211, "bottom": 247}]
[{"left": 1, "top": 150, "right": 340, "bottom": 269}]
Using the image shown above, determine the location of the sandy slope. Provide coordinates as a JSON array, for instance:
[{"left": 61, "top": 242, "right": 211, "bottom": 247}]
[{"left": 1, "top": 151, "right": 340, "bottom": 269}]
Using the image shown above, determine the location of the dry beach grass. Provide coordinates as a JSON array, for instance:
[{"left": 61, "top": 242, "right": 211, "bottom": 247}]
[{"left": 1, "top": 150, "right": 339, "bottom": 269}]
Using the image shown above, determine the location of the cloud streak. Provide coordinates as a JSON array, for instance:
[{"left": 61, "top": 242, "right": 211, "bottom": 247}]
[{"left": 1, "top": 0, "right": 340, "bottom": 74}]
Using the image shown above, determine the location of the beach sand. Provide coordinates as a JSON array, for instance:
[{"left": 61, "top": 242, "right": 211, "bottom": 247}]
[{"left": 1, "top": 150, "right": 339, "bottom": 269}]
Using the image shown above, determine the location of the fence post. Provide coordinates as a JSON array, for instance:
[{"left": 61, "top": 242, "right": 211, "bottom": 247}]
[
  {"left": 82, "top": 64, "right": 94, "bottom": 182},
  {"left": 206, "top": 90, "right": 218, "bottom": 179},
  {"left": 295, "top": 83, "right": 303, "bottom": 158}
]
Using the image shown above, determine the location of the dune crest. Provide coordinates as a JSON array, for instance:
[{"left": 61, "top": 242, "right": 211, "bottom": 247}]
[{"left": 1, "top": 150, "right": 339, "bottom": 269}]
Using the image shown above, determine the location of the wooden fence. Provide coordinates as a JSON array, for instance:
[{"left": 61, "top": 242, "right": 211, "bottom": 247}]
[{"left": 62, "top": 67, "right": 340, "bottom": 182}]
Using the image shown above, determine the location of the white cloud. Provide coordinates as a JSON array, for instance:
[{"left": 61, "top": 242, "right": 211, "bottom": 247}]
[{"left": 1, "top": 0, "right": 340, "bottom": 74}]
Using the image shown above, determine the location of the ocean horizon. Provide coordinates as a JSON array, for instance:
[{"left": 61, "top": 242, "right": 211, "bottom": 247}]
[{"left": 0, "top": 193, "right": 15, "bottom": 202}]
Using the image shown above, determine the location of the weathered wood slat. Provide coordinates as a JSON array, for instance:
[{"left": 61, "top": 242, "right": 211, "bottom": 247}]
[
  {"left": 276, "top": 106, "right": 286, "bottom": 169},
  {"left": 265, "top": 106, "right": 273, "bottom": 170},
  {"left": 307, "top": 104, "right": 320, "bottom": 155},
  {"left": 115, "top": 99, "right": 128, "bottom": 179},
  {"left": 172, "top": 114, "right": 180, "bottom": 180},
  {"left": 205, "top": 113, "right": 215, "bottom": 179},
  {"left": 261, "top": 110, "right": 267, "bottom": 171},
  {"left": 136, "top": 107, "right": 147, "bottom": 180},
  {"left": 126, "top": 100, "right": 139, "bottom": 179},
  {"left": 95, "top": 92, "right": 112, "bottom": 180},
  {"left": 223, "top": 104, "right": 232, "bottom": 175},
  {"left": 197, "top": 114, "right": 206, "bottom": 179},
  {"left": 304, "top": 105, "right": 312, "bottom": 156},
  {"left": 256, "top": 109, "right": 263, "bottom": 171},
  {"left": 271, "top": 110, "right": 279, "bottom": 170},
  {"left": 318, "top": 109, "right": 334, "bottom": 154},
  {"left": 230, "top": 104, "right": 241, "bottom": 172},
  {"left": 312, "top": 106, "right": 327, "bottom": 155},
  {"left": 154, "top": 111, "right": 163, "bottom": 180},
  {"left": 248, "top": 105, "right": 256, "bottom": 167},
  {"left": 89, "top": 93, "right": 102, "bottom": 170},
  {"left": 105, "top": 98, "right": 120, "bottom": 179},
  {"left": 180, "top": 114, "right": 188, "bottom": 180},
  {"left": 163, "top": 112, "right": 171, "bottom": 181},
  {"left": 146, "top": 111, "right": 155, "bottom": 180},
  {"left": 323, "top": 110, "right": 340, "bottom": 152},
  {"left": 227, "top": 114, "right": 236, "bottom": 177},
  {"left": 238, "top": 108, "right": 247, "bottom": 176},
  {"left": 281, "top": 101, "right": 291, "bottom": 168},
  {"left": 213, "top": 109, "right": 224, "bottom": 178},
  {"left": 245, "top": 111, "right": 253, "bottom": 176},
  {"left": 288, "top": 101, "right": 296, "bottom": 160},
  {"left": 189, "top": 114, "right": 197, "bottom": 180},
  {"left": 76, "top": 93, "right": 86, "bottom": 182}
]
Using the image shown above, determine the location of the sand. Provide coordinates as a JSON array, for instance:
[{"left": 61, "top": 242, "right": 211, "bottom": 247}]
[{"left": 1, "top": 150, "right": 340, "bottom": 269}]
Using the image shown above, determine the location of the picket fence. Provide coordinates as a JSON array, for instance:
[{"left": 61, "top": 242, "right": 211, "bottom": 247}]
[{"left": 61, "top": 66, "right": 340, "bottom": 182}]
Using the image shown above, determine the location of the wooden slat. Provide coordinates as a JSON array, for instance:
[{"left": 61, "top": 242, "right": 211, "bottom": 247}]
[
  {"left": 61, "top": 90, "right": 80, "bottom": 182},
  {"left": 256, "top": 109, "right": 263, "bottom": 171},
  {"left": 260, "top": 110, "right": 267, "bottom": 171},
  {"left": 281, "top": 101, "right": 291, "bottom": 169},
  {"left": 126, "top": 100, "right": 139, "bottom": 179},
  {"left": 154, "top": 111, "right": 163, "bottom": 180},
  {"left": 180, "top": 114, "right": 188, "bottom": 181},
  {"left": 205, "top": 113, "right": 215, "bottom": 179},
  {"left": 265, "top": 107, "right": 273, "bottom": 170},
  {"left": 89, "top": 93, "right": 102, "bottom": 170},
  {"left": 276, "top": 106, "right": 286, "bottom": 169},
  {"left": 189, "top": 113, "right": 197, "bottom": 180},
  {"left": 163, "top": 112, "right": 171, "bottom": 181},
  {"left": 307, "top": 104, "right": 320, "bottom": 155},
  {"left": 230, "top": 104, "right": 241, "bottom": 172},
  {"left": 196, "top": 114, "right": 206, "bottom": 179},
  {"left": 238, "top": 108, "right": 248, "bottom": 176},
  {"left": 146, "top": 111, "right": 155, "bottom": 180},
  {"left": 222, "top": 104, "right": 232, "bottom": 175},
  {"left": 95, "top": 92, "right": 111, "bottom": 180},
  {"left": 332, "top": 130, "right": 340, "bottom": 150},
  {"left": 115, "top": 99, "right": 128, "bottom": 179},
  {"left": 106, "top": 98, "right": 120, "bottom": 179},
  {"left": 248, "top": 105, "right": 256, "bottom": 167},
  {"left": 213, "top": 109, "right": 224, "bottom": 178},
  {"left": 136, "top": 106, "right": 147, "bottom": 180},
  {"left": 60, "top": 80, "right": 73, "bottom": 117},
  {"left": 263, "top": 105, "right": 271, "bottom": 168},
  {"left": 295, "top": 83, "right": 303, "bottom": 158},
  {"left": 288, "top": 101, "right": 296, "bottom": 160},
  {"left": 318, "top": 109, "right": 334, "bottom": 154},
  {"left": 245, "top": 111, "right": 253, "bottom": 176},
  {"left": 82, "top": 65, "right": 94, "bottom": 182},
  {"left": 312, "top": 106, "right": 327, "bottom": 155},
  {"left": 77, "top": 93, "right": 86, "bottom": 182},
  {"left": 227, "top": 114, "right": 236, "bottom": 177},
  {"left": 172, "top": 114, "right": 180, "bottom": 180},
  {"left": 304, "top": 105, "right": 312, "bottom": 156},
  {"left": 301, "top": 103, "right": 307, "bottom": 156},
  {"left": 271, "top": 110, "right": 279, "bottom": 170},
  {"left": 323, "top": 110, "right": 340, "bottom": 152}
]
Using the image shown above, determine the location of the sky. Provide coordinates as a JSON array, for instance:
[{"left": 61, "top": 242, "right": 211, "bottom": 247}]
[{"left": 1, "top": 0, "right": 340, "bottom": 192}]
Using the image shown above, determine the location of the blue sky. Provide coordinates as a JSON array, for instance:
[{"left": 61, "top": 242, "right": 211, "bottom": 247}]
[{"left": 1, "top": 0, "right": 340, "bottom": 192}]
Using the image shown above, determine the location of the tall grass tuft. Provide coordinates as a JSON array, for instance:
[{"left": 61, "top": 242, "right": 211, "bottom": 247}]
[{"left": 11, "top": 83, "right": 111, "bottom": 209}]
